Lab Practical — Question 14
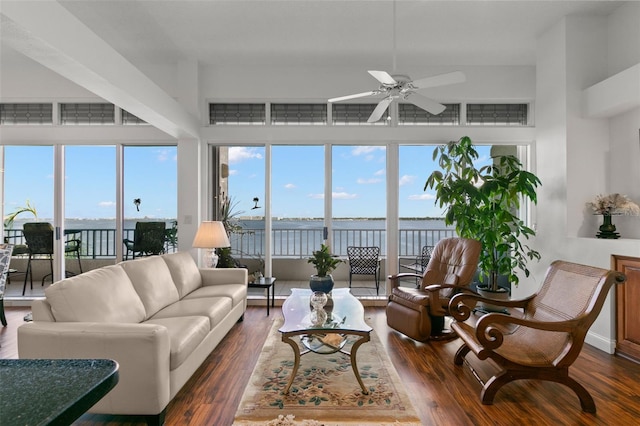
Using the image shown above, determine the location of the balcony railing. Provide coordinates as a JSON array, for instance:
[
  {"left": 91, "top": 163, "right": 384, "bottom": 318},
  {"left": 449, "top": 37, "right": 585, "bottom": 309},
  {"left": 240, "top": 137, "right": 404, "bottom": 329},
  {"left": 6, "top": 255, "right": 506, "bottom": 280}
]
[
  {"left": 232, "top": 228, "right": 456, "bottom": 259},
  {"left": 5, "top": 227, "right": 456, "bottom": 259}
]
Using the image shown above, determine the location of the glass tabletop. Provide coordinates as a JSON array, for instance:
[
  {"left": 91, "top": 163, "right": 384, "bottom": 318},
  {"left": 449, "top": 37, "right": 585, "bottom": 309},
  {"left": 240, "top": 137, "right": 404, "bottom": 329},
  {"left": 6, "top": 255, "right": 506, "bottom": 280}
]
[{"left": 279, "top": 288, "right": 372, "bottom": 334}]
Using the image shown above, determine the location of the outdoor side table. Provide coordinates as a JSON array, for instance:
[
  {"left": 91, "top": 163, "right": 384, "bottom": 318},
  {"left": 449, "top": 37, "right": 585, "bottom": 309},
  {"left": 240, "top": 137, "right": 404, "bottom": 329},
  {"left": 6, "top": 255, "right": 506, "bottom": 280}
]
[{"left": 248, "top": 276, "right": 276, "bottom": 315}]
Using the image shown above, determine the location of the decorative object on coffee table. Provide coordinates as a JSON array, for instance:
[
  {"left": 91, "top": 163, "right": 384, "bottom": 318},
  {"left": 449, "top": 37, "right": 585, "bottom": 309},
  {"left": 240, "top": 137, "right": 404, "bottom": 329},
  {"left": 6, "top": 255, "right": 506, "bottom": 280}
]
[{"left": 307, "top": 244, "right": 342, "bottom": 293}]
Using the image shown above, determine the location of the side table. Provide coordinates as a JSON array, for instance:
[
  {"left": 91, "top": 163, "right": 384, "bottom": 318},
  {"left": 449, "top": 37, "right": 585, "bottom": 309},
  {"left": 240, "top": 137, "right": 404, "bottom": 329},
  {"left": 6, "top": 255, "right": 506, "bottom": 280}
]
[{"left": 248, "top": 276, "right": 276, "bottom": 315}]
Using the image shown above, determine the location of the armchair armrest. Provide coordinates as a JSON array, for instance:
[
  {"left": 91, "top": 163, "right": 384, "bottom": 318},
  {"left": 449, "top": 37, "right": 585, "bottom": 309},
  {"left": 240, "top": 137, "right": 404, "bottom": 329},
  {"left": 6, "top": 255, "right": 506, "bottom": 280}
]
[
  {"left": 471, "top": 312, "right": 581, "bottom": 352},
  {"left": 387, "top": 272, "right": 422, "bottom": 290},
  {"left": 424, "top": 284, "right": 478, "bottom": 316},
  {"left": 449, "top": 292, "right": 534, "bottom": 322}
]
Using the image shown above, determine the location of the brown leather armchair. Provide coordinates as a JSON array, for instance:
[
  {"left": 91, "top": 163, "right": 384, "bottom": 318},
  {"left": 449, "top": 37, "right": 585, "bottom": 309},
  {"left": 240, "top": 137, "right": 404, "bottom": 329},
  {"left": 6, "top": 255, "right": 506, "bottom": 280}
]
[{"left": 386, "top": 237, "right": 481, "bottom": 341}]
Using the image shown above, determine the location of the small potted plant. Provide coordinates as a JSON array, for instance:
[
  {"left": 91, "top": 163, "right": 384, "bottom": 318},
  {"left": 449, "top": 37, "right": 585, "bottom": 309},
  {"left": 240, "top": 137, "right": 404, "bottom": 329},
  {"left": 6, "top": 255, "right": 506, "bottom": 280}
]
[{"left": 308, "top": 243, "right": 342, "bottom": 293}]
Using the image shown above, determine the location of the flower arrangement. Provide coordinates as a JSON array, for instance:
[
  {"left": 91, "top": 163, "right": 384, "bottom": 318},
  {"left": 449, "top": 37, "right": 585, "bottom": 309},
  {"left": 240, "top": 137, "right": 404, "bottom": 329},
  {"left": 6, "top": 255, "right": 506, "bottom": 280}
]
[{"left": 587, "top": 193, "right": 640, "bottom": 216}]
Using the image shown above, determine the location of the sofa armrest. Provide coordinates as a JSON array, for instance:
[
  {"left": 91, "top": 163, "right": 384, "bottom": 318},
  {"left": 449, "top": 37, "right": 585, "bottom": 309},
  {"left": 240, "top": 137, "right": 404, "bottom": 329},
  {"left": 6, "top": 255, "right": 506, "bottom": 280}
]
[
  {"left": 18, "top": 322, "right": 171, "bottom": 415},
  {"left": 200, "top": 268, "right": 248, "bottom": 287}
]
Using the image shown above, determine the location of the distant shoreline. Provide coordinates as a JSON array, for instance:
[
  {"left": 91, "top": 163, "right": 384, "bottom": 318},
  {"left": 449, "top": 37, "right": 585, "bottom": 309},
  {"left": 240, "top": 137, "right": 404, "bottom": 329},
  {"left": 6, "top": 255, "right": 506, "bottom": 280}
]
[{"left": 11, "top": 217, "right": 446, "bottom": 222}]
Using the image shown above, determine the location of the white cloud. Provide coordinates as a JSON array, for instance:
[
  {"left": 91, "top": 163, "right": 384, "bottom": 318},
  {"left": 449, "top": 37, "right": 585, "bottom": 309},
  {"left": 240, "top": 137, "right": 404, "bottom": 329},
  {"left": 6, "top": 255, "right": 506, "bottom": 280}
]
[
  {"left": 308, "top": 192, "right": 358, "bottom": 200},
  {"left": 155, "top": 149, "right": 170, "bottom": 162},
  {"left": 284, "top": 183, "right": 296, "bottom": 189},
  {"left": 98, "top": 201, "right": 116, "bottom": 207},
  {"left": 229, "top": 147, "right": 263, "bottom": 164},
  {"left": 374, "top": 169, "right": 385, "bottom": 176},
  {"left": 399, "top": 175, "right": 416, "bottom": 186},
  {"left": 333, "top": 191, "right": 357, "bottom": 199},
  {"left": 408, "top": 193, "right": 436, "bottom": 200},
  {"left": 351, "top": 146, "right": 386, "bottom": 156},
  {"left": 356, "top": 178, "right": 382, "bottom": 184}
]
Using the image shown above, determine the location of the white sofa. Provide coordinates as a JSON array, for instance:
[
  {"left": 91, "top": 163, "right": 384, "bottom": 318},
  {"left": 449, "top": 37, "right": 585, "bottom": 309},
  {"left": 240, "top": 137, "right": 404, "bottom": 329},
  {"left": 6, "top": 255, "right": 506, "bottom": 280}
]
[{"left": 18, "top": 251, "right": 247, "bottom": 425}]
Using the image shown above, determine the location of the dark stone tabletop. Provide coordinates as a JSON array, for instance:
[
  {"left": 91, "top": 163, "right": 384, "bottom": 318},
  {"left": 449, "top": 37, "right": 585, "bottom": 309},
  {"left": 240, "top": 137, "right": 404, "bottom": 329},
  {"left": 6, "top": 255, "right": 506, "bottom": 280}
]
[{"left": 0, "top": 358, "right": 119, "bottom": 426}]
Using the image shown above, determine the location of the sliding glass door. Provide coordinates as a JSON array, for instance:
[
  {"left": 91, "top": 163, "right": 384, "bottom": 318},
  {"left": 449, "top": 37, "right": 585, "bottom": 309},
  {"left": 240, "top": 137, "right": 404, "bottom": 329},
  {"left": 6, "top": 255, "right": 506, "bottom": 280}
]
[
  {"left": 271, "top": 145, "right": 324, "bottom": 258},
  {"left": 331, "top": 145, "right": 387, "bottom": 256},
  {"left": 123, "top": 146, "right": 178, "bottom": 259}
]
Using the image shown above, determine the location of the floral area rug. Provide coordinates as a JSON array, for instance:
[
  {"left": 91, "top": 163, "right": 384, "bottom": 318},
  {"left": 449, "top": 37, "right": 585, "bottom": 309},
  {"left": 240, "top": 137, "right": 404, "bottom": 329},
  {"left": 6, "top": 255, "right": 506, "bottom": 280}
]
[{"left": 233, "top": 318, "right": 421, "bottom": 425}]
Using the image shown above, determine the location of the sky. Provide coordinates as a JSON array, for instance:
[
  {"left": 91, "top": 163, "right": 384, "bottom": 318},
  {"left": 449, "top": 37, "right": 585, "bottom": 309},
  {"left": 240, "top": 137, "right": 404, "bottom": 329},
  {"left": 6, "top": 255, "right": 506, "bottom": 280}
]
[
  {"left": 2, "top": 143, "right": 491, "bottom": 222},
  {"left": 3, "top": 145, "right": 178, "bottom": 221},
  {"left": 227, "top": 144, "right": 491, "bottom": 219}
]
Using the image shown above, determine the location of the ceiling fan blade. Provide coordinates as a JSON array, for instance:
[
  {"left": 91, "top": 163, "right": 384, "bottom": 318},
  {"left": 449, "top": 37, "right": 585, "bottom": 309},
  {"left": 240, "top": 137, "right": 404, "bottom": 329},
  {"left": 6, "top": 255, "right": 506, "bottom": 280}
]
[
  {"left": 328, "top": 91, "right": 377, "bottom": 103},
  {"left": 367, "top": 97, "right": 393, "bottom": 123},
  {"left": 368, "top": 70, "right": 397, "bottom": 85},
  {"left": 404, "top": 92, "right": 446, "bottom": 115},
  {"left": 410, "top": 71, "right": 466, "bottom": 90}
]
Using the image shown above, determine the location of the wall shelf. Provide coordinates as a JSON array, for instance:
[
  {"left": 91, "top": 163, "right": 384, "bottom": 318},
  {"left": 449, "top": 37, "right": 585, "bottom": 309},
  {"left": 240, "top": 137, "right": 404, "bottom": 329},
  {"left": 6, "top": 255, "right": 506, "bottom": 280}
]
[{"left": 582, "top": 63, "right": 640, "bottom": 118}]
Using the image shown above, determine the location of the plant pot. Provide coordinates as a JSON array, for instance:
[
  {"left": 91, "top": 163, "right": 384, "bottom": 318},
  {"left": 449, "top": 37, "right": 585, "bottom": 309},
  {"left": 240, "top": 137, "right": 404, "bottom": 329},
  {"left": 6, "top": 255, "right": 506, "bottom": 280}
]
[
  {"left": 309, "top": 274, "right": 334, "bottom": 294},
  {"left": 476, "top": 285, "right": 510, "bottom": 313}
]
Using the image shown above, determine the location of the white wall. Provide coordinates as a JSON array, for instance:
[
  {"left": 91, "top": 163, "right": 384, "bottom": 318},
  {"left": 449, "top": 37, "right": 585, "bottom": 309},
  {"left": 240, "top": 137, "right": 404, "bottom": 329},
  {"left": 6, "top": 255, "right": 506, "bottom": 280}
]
[{"left": 529, "top": 3, "right": 640, "bottom": 354}]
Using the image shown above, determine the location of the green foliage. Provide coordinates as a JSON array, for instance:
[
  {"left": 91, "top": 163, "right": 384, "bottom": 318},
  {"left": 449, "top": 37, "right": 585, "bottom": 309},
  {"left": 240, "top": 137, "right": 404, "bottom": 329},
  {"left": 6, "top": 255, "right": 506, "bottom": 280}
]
[
  {"left": 425, "top": 136, "right": 542, "bottom": 290},
  {"left": 220, "top": 195, "right": 244, "bottom": 235},
  {"left": 165, "top": 220, "right": 178, "bottom": 250},
  {"left": 4, "top": 200, "right": 38, "bottom": 229},
  {"left": 308, "top": 244, "right": 342, "bottom": 277}
]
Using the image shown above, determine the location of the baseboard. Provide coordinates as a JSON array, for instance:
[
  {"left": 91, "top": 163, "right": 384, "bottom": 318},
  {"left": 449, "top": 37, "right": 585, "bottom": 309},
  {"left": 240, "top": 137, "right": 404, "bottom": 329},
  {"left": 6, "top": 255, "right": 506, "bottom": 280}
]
[{"left": 585, "top": 330, "right": 616, "bottom": 354}]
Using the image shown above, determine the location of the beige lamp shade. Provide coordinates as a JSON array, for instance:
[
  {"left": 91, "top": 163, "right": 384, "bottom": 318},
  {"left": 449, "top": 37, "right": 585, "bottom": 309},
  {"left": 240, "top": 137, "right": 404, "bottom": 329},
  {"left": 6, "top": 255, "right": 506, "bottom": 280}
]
[{"left": 192, "top": 221, "right": 230, "bottom": 248}]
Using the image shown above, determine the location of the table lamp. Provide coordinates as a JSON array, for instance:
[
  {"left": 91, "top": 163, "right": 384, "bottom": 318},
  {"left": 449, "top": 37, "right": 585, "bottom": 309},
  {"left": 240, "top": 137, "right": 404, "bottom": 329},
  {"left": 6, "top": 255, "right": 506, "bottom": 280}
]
[{"left": 192, "top": 221, "right": 231, "bottom": 268}]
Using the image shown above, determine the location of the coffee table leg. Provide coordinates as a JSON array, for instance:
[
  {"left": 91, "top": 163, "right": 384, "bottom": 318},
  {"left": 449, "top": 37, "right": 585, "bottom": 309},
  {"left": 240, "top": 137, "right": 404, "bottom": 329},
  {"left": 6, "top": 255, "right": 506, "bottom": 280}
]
[
  {"left": 281, "top": 335, "right": 301, "bottom": 394},
  {"left": 349, "top": 335, "right": 370, "bottom": 395}
]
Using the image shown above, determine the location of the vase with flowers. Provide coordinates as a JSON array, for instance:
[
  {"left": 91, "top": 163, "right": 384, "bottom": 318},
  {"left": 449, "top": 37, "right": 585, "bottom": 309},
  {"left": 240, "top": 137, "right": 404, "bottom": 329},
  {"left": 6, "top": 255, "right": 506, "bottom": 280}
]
[{"left": 586, "top": 193, "right": 640, "bottom": 239}]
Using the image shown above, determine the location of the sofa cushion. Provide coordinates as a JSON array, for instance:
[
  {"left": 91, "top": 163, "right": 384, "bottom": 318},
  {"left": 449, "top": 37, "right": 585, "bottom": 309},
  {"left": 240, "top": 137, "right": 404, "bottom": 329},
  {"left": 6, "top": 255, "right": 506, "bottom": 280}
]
[
  {"left": 150, "top": 297, "right": 232, "bottom": 329},
  {"left": 143, "top": 316, "right": 209, "bottom": 370},
  {"left": 161, "top": 252, "right": 202, "bottom": 298},
  {"left": 120, "top": 256, "right": 180, "bottom": 318},
  {"left": 44, "top": 265, "right": 146, "bottom": 323},
  {"left": 183, "top": 284, "right": 247, "bottom": 307}
]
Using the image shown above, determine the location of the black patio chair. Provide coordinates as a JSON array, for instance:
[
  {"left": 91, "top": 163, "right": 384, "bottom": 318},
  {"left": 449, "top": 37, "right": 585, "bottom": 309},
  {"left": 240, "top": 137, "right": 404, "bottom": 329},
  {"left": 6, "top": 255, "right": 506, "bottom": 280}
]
[
  {"left": 347, "top": 246, "right": 381, "bottom": 295},
  {"left": 123, "top": 221, "right": 167, "bottom": 260},
  {"left": 401, "top": 245, "right": 434, "bottom": 288},
  {"left": 22, "top": 222, "right": 82, "bottom": 295}
]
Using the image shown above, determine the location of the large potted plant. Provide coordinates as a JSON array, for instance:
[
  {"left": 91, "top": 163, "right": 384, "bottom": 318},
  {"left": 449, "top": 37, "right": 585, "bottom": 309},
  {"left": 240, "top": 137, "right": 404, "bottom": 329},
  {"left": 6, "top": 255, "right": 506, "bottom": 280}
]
[
  {"left": 425, "top": 136, "right": 541, "bottom": 300},
  {"left": 308, "top": 243, "right": 343, "bottom": 293}
]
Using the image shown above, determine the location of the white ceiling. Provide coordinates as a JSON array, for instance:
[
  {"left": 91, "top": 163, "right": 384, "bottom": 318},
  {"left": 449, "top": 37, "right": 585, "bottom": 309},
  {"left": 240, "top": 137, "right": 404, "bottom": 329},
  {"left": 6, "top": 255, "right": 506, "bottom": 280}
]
[
  {"left": 51, "top": 0, "right": 622, "bottom": 69},
  {"left": 0, "top": 0, "right": 626, "bottom": 138}
]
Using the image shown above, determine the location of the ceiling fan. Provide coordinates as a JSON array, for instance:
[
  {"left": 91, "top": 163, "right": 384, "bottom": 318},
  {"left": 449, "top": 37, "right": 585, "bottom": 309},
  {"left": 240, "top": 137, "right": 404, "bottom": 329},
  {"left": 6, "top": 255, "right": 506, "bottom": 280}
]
[
  {"left": 328, "top": 70, "right": 466, "bottom": 123},
  {"left": 327, "top": 0, "right": 465, "bottom": 123}
]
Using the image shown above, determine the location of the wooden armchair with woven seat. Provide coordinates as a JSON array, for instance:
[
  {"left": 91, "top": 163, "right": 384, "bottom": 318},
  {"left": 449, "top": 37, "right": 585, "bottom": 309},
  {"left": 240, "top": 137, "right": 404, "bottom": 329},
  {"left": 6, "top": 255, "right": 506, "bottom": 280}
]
[
  {"left": 386, "top": 237, "right": 482, "bottom": 341},
  {"left": 449, "top": 260, "right": 626, "bottom": 413}
]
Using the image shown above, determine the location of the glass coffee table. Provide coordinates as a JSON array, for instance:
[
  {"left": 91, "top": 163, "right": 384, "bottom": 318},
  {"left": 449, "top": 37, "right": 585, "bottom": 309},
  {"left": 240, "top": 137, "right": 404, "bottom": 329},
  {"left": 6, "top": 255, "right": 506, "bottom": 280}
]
[{"left": 279, "top": 288, "right": 372, "bottom": 394}]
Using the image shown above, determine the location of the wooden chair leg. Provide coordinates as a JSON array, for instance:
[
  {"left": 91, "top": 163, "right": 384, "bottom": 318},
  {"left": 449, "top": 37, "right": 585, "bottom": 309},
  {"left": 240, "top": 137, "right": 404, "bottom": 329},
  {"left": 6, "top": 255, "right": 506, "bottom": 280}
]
[
  {"left": 562, "top": 376, "right": 596, "bottom": 413},
  {"left": 454, "top": 343, "right": 471, "bottom": 365},
  {"left": 481, "top": 370, "right": 514, "bottom": 405}
]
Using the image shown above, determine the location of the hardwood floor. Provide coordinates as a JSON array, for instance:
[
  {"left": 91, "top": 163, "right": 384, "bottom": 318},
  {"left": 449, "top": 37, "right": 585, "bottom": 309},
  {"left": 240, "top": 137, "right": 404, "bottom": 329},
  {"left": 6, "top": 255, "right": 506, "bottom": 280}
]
[{"left": 2, "top": 305, "right": 640, "bottom": 425}]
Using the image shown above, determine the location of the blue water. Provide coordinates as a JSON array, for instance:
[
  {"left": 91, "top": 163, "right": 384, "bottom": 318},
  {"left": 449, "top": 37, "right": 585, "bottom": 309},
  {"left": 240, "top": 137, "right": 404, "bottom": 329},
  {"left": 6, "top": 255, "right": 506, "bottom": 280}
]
[
  {"left": 7, "top": 218, "right": 453, "bottom": 257},
  {"left": 9, "top": 218, "right": 450, "bottom": 231}
]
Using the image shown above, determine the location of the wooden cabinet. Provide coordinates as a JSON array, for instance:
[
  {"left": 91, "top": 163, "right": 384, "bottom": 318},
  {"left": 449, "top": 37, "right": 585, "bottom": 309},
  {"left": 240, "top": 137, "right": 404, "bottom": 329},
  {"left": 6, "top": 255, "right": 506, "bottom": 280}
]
[{"left": 614, "top": 256, "right": 640, "bottom": 362}]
